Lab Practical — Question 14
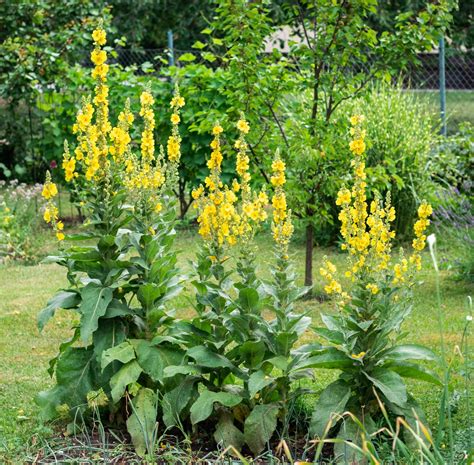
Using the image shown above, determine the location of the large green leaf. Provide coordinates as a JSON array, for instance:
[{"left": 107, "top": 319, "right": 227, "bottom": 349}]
[
  {"left": 132, "top": 340, "right": 184, "bottom": 382},
  {"left": 248, "top": 370, "right": 275, "bottom": 399},
  {"left": 126, "top": 388, "right": 157, "bottom": 458},
  {"left": 110, "top": 360, "right": 142, "bottom": 403},
  {"left": 214, "top": 411, "right": 244, "bottom": 450},
  {"left": 386, "top": 361, "right": 442, "bottom": 385},
  {"left": 237, "top": 288, "right": 259, "bottom": 312},
  {"left": 36, "top": 385, "right": 67, "bottom": 421},
  {"left": 309, "top": 380, "right": 351, "bottom": 438},
  {"left": 92, "top": 319, "right": 127, "bottom": 364},
  {"left": 244, "top": 403, "right": 279, "bottom": 455},
  {"left": 365, "top": 368, "right": 407, "bottom": 406},
  {"left": 300, "top": 348, "right": 352, "bottom": 369},
  {"left": 380, "top": 344, "right": 438, "bottom": 362},
  {"left": 38, "top": 291, "right": 80, "bottom": 331},
  {"left": 55, "top": 346, "right": 98, "bottom": 408},
  {"left": 137, "top": 283, "right": 162, "bottom": 309},
  {"left": 101, "top": 341, "right": 136, "bottom": 371},
  {"left": 162, "top": 378, "right": 198, "bottom": 428},
  {"left": 188, "top": 345, "right": 237, "bottom": 371},
  {"left": 190, "top": 389, "right": 242, "bottom": 425},
  {"left": 79, "top": 283, "right": 113, "bottom": 342}
]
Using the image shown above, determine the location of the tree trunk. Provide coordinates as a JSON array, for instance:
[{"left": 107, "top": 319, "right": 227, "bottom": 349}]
[{"left": 304, "top": 223, "right": 314, "bottom": 288}]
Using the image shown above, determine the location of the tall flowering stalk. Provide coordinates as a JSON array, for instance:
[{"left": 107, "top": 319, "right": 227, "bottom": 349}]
[
  {"left": 271, "top": 152, "right": 294, "bottom": 260},
  {"left": 37, "top": 27, "right": 187, "bottom": 458},
  {"left": 309, "top": 115, "right": 439, "bottom": 454},
  {"left": 192, "top": 117, "right": 267, "bottom": 263},
  {"left": 320, "top": 115, "right": 432, "bottom": 299}
]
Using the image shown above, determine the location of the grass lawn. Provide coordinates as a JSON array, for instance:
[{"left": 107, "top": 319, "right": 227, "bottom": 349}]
[
  {"left": 0, "top": 228, "right": 472, "bottom": 463},
  {"left": 410, "top": 90, "right": 474, "bottom": 133}
]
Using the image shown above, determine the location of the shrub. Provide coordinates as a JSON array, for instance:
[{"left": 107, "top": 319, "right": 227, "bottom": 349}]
[
  {"left": 36, "top": 27, "right": 187, "bottom": 460},
  {"left": 309, "top": 115, "right": 440, "bottom": 457}
]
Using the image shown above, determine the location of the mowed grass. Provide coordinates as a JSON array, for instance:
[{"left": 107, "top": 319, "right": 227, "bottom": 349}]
[
  {"left": 410, "top": 89, "right": 474, "bottom": 133},
  {"left": 0, "top": 229, "right": 472, "bottom": 463}
]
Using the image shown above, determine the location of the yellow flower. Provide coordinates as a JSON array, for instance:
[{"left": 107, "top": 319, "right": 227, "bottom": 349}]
[
  {"left": 91, "top": 49, "right": 107, "bottom": 66},
  {"left": 351, "top": 351, "right": 366, "bottom": 359},
  {"left": 140, "top": 91, "right": 154, "bottom": 106},
  {"left": 350, "top": 114, "right": 365, "bottom": 126},
  {"left": 237, "top": 119, "right": 250, "bottom": 134},
  {"left": 92, "top": 28, "right": 106, "bottom": 46},
  {"left": 56, "top": 221, "right": 64, "bottom": 231},
  {"left": 56, "top": 232, "right": 65, "bottom": 241},
  {"left": 366, "top": 283, "right": 379, "bottom": 295},
  {"left": 212, "top": 125, "right": 223, "bottom": 135},
  {"left": 42, "top": 182, "right": 58, "bottom": 200},
  {"left": 349, "top": 138, "right": 366, "bottom": 155},
  {"left": 171, "top": 113, "right": 180, "bottom": 125},
  {"left": 170, "top": 95, "right": 185, "bottom": 108}
]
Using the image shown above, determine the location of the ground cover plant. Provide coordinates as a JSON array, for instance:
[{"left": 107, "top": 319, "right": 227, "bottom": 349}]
[{"left": 8, "top": 24, "right": 468, "bottom": 464}]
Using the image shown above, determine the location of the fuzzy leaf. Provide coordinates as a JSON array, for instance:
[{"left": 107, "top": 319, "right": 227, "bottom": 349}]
[
  {"left": 38, "top": 291, "right": 80, "bottom": 331},
  {"left": 162, "top": 377, "right": 198, "bottom": 428},
  {"left": 110, "top": 360, "right": 142, "bottom": 403},
  {"left": 386, "top": 361, "right": 442, "bottom": 385},
  {"left": 79, "top": 284, "right": 113, "bottom": 341},
  {"left": 248, "top": 370, "right": 275, "bottom": 398},
  {"left": 238, "top": 288, "right": 259, "bottom": 311},
  {"left": 380, "top": 344, "right": 438, "bottom": 362},
  {"left": 126, "top": 388, "right": 157, "bottom": 458},
  {"left": 244, "top": 403, "right": 279, "bottom": 455},
  {"left": 101, "top": 341, "right": 135, "bottom": 371},
  {"left": 365, "top": 368, "right": 407, "bottom": 406},
  {"left": 190, "top": 389, "right": 242, "bottom": 425},
  {"left": 310, "top": 380, "right": 351, "bottom": 437},
  {"left": 214, "top": 411, "right": 244, "bottom": 450}
]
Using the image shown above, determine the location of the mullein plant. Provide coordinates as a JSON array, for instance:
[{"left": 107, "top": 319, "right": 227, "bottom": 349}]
[
  {"left": 156, "top": 121, "right": 313, "bottom": 455},
  {"left": 37, "top": 25, "right": 188, "bottom": 457},
  {"left": 309, "top": 115, "right": 439, "bottom": 455}
]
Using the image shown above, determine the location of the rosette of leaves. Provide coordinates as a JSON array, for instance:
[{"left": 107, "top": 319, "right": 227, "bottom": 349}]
[
  {"left": 37, "top": 195, "right": 183, "bottom": 454},
  {"left": 308, "top": 281, "right": 441, "bottom": 457}
]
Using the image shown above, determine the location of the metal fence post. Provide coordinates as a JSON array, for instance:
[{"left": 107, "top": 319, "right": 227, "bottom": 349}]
[
  {"left": 167, "top": 30, "right": 175, "bottom": 67},
  {"left": 439, "top": 36, "right": 447, "bottom": 136}
]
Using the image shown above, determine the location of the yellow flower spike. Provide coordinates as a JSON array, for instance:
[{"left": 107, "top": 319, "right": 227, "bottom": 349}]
[
  {"left": 42, "top": 172, "right": 58, "bottom": 200},
  {"left": 271, "top": 151, "right": 293, "bottom": 254},
  {"left": 92, "top": 28, "right": 106, "bottom": 46},
  {"left": 167, "top": 84, "right": 184, "bottom": 164}
]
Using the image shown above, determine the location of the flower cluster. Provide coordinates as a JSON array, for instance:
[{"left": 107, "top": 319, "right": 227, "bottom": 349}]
[
  {"left": 271, "top": 153, "right": 293, "bottom": 255},
  {"left": 192, "top": 119, "right": 267, "bottom": 254},
  {"left": 320, "top": 115, "right": 432, "bottom": 298},
  {"left": 59, "top": 26, "right": 184, "bottom": 225},
  {"left": 42, "top": 172, "right": 64, "bottom": 241},
  {"left": 167, "top": 86, "right": 185, "bottom": 164}
]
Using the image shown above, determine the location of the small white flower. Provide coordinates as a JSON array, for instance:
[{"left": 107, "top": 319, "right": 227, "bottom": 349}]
[{"left": 467, "top": 315, "right": 473, "bottom": 322}]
